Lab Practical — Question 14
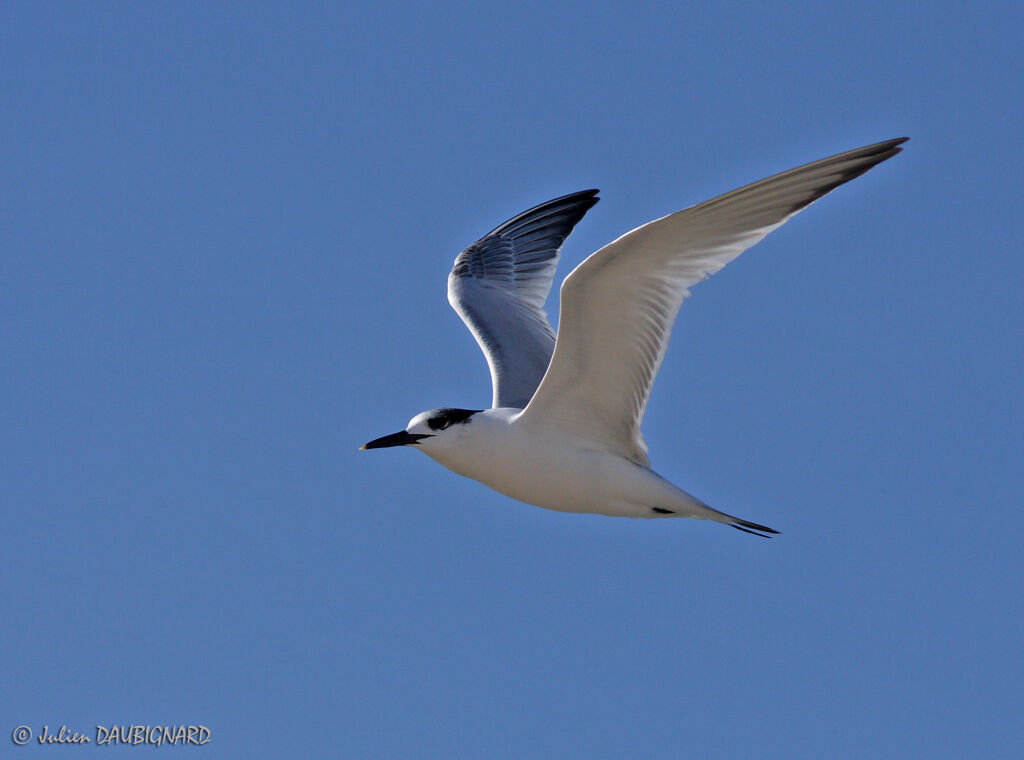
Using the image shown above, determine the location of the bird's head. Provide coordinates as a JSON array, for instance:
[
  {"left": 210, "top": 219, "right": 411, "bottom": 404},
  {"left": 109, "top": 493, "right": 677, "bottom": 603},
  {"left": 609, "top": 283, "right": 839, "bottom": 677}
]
[{"left": 361, "top": 407, "right": 481, "bottom": 453}]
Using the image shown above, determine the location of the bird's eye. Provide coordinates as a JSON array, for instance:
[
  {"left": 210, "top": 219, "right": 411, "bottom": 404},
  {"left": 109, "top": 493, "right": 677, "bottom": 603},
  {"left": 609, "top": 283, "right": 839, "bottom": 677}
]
[{"left": 428, "top": 415, "right": 448, "bottom": 431}]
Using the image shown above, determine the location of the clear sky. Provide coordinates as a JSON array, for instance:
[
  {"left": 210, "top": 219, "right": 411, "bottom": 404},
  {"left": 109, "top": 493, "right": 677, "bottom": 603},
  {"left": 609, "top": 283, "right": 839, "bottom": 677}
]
[{"left": 2, "top": 2, "right": 1021, "bottom": 758}]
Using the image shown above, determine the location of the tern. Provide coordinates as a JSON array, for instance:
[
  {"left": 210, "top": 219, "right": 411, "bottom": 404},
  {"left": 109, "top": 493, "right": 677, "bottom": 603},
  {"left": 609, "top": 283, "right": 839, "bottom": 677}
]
[{"left": 363, "top": 138, "right": 907, "bottom": 536}]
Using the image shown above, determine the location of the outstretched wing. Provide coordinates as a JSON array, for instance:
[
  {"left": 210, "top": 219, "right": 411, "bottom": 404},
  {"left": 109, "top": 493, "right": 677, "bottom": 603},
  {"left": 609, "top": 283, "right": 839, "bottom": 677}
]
[
  {"left": 448, "top": 189, "right": 600, "bottom": 408},
  {"left": 518, "top": 138, "right": 908, "bottom": 465}
]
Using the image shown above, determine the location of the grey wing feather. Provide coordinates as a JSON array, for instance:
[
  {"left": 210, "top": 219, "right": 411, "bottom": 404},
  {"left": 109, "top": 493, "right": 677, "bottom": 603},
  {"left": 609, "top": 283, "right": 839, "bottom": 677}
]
[
  {"left": 519, "top": 138, "right": 908, "bottom": 465},
  {"left": 448, "top": 190, "right": 599, "bottom": 408}
]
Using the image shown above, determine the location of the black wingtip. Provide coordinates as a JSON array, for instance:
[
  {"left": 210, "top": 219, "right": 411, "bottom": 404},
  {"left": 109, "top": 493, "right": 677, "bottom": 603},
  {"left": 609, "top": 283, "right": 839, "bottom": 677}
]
[
  {"left": 730, "top": 519, "right": 781, "bottom": 539},
  {"left": 557, "top": 188, "right": 599, "bottom": 200},
  {"left": 786, "top": 137, "right": 909, "bottom": 213},
  {"left": 487, "top": 189, "right": 600, "bottom": 239},
  {"left": 857, "top": 136, "right": 909, "bottom": 154}
]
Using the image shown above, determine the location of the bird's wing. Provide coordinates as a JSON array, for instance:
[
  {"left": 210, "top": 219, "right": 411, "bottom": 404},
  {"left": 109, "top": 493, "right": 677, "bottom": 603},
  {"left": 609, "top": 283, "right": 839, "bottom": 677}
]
[
  {"left": 517, "top": 138, "right": 907, "bottom": 465},
  {"left": 448, "top": 189, "right": 599, "bottom": 408}
]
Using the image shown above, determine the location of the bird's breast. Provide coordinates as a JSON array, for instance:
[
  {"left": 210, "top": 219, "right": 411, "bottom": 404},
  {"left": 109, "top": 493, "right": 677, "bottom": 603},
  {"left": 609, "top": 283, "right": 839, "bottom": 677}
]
[{"left": 421, "top": 418, "right": 655, "bottom": 515}]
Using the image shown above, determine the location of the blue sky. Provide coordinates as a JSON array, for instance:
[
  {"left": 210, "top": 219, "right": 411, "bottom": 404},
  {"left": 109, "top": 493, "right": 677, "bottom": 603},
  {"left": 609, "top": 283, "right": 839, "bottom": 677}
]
[{"left": 2, "top": 1, "right": 1021, "bottom": 757}]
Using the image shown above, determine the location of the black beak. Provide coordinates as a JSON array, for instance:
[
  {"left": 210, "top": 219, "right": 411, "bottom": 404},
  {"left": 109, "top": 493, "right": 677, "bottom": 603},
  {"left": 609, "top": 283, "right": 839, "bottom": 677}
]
[{"left": 360, "top": 430, "right": 431, "bottom": 450}]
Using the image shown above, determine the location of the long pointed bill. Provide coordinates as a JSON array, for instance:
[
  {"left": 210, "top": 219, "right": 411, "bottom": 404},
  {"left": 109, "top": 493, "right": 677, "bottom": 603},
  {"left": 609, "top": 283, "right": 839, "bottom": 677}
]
[{"left": 360, "top": 431, "right": 431, "bottom": 450}]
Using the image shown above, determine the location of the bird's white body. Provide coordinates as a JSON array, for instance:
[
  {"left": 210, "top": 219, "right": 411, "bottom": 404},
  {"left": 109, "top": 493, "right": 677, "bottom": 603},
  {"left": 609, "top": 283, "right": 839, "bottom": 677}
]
[
  {"left": 417, "top": 408, "right": 710, "bottom": 519},
  {"left": 363, "top": 138, "right": 907, "bottom": 536}
]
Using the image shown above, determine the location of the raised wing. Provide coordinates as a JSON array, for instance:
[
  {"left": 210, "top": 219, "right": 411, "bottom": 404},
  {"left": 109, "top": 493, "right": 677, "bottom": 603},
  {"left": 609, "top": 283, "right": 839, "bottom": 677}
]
[
  {"left": 448, "top": 189, "right": 600, "bottom": 408},
  {"left": 518, "top": 138, "right": 908, "bottom": 465}
]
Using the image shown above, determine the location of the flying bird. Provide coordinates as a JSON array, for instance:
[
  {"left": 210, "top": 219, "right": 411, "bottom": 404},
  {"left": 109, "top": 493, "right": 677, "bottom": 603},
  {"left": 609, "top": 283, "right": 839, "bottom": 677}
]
[{"left": 362, "top": 138, "right": 907, "bottom": 536}]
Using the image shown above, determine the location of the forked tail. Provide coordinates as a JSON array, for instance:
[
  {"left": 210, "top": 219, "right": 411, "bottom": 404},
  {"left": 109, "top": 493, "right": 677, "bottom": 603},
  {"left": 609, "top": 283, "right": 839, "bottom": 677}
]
[
  {"left": 674, "top": 489, "right": 780, "bottom": 538},
  {"left": 727, "top": 517, "right": 780, "bottom": 538},
  {"left": 651, "top": 474, "right": 781, "bottom": 537}
]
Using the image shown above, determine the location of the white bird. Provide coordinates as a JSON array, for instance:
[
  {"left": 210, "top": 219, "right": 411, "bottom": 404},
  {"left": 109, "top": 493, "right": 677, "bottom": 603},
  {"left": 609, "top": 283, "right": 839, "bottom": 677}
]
[{"left": 362, "top": 138, "right": 907, "bottom": 535}]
